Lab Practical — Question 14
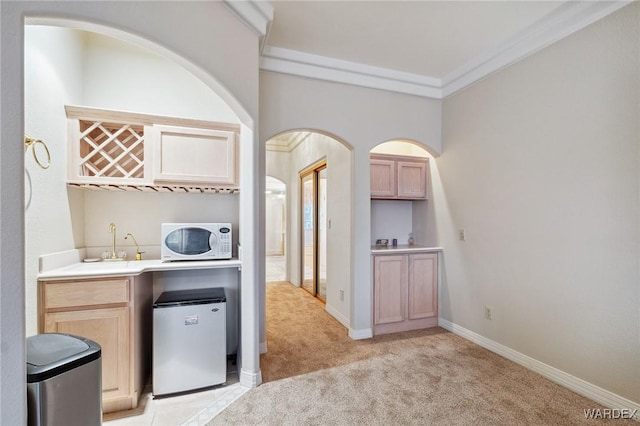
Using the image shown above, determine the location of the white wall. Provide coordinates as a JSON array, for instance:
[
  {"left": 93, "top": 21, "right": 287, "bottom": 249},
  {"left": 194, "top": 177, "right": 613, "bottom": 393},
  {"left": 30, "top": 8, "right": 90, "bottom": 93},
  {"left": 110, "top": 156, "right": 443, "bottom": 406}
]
[
  {"left": 370, "top": 200, "right": 413, "bottom": 245},
  {"left": 83, "top": 191, "right": 240, "bottom": 259},
  {"left": 260, "top": 71, "right": 442, "bottom": 337},
  {"left": 265, "top": 176, "right": 286, "bottom": 257},
  {"left": 1, "top": 2, "right": 261, "bottom": 422},
  {"left": 266, "top": 150, "right": 291, "bottom": 184},
  {"left": 24, "top": 26, "right": 86, "bottom": 336},
  {"left": 438, "top": 2, "right": 639, "bottom": 403},
  {"left": 83, "top": 32, "right": 238, "bottom": 123}
]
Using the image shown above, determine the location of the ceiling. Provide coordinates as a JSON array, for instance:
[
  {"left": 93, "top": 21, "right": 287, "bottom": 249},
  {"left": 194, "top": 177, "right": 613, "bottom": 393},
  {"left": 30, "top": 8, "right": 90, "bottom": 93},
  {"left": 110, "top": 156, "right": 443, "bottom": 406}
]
[
  {"left": 222, "top": 0, "right": 629, "bottom": 144},
  {"left": 266, "top": 1, "right": 562, "bottom": 78},
  {"left": 226, "top": 0, "right": 629, "bottom": 99}
]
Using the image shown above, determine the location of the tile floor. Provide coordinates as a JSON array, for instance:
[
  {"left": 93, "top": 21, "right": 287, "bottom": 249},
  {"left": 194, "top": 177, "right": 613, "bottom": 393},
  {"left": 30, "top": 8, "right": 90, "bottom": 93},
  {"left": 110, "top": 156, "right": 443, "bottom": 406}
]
[
  {"left": 105, "top": 255, "right": 284, "bottom": 425},
  {"left": 104, "top": 363, "right": 248, "bottom": 426},
  {"left": 266, "top": 255, "right": 285, "bottom": 282}
]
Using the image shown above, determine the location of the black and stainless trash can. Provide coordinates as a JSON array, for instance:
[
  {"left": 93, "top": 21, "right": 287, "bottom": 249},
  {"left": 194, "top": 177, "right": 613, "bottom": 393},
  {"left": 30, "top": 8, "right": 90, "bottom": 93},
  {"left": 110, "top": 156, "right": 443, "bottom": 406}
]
[{"left": 27, "top": 333, "right": 102, "bottom": 426}]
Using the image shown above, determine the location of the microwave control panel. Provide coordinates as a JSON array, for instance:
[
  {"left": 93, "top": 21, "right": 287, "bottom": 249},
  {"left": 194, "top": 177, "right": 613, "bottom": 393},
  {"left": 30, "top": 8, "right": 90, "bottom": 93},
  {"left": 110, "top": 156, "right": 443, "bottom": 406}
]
[{"left": 219, "top": 227, "right": 232, "bottom": 255}]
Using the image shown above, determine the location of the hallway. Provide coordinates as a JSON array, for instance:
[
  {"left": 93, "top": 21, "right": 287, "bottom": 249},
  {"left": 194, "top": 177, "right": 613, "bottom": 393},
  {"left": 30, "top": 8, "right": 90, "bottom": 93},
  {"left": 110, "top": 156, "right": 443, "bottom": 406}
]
[{"left": 266, "top": 255, "right": 285, "bottom": 282}]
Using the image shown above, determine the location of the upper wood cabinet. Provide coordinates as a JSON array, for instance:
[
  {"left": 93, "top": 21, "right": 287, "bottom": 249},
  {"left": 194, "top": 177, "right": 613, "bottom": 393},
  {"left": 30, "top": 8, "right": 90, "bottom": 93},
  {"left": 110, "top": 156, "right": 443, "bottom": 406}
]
[
  {"left": 152, "top": 125, "right": 237, "bottom": 186},
  {"left": 370, "top": 154, "right": 429, "bottom": 200},
  {"left": 65, "top": 105, "right": 239, "bottom": 192}
]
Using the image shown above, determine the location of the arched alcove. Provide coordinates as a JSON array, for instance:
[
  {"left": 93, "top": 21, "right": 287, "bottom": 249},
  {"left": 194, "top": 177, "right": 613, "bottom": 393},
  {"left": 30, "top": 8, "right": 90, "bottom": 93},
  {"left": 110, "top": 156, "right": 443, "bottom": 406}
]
[
  {"left": 369, "top": 139, "right": 439, "bottom": 249},
  {"left": 3, "top": 4, "right": 263, "bottom": 423}
]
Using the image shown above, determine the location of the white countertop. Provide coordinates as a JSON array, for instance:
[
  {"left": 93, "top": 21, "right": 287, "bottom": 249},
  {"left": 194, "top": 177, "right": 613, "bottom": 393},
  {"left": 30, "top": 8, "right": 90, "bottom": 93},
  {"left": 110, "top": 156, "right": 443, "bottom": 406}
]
[
  {"left": 371, "top": 245, "right": 443, "bottom": 254},
  {"left": 38, "top": 256, "right": 242, "bottom": 280}
]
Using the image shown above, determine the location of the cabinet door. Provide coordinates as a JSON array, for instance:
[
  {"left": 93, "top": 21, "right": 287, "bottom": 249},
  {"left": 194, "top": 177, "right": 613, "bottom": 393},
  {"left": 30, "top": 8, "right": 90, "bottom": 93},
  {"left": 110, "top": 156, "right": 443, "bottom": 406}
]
[
  {"left": 374, "top": 255, "right": 407, "bottom": 324},
  {"left": 397, "top": 160, "right": 427, "bottom": 199},
  {"left": 153, "top": 125, "right": 237, "bottom": 186},
  {"left": 44, "top": 307, "right": 131, "bottom": 405},
  {"left": 370, "top": 158, "right": 396, "bottom": 198},
  {"left": 407, "top": 253, "right": 437, "bottom": 320}
]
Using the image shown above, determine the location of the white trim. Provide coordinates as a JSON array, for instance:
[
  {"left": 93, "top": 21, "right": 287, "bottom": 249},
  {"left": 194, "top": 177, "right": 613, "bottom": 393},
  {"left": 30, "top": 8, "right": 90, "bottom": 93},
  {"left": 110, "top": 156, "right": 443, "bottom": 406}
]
[
  {"left": 441, "top": 0, "right": 632, "bottom": 97},
  {"left": 259, "top": 1, "right": 631, "bottom": 100},
  {"left": 259, "top": 341, "right": 267, "bottom": 354},
  {"left": 260, "top": 46, "right": 442, "bottom": 99},
  {"left": 349, "top": 327, "right": 373, "bottom": 340},
  {"left": 438, "top": 318, "right": 640, "bottom": 420},
  {"left": 222, "top": 0, "right": 273, "bottom": 37},
  {"left": 266, "top": 131, "right": 312, "bottom": 153},
  {"left": 239, "top": 368, "right": 262, "bottom": 388},
  {"left": 325, "top": 304, "right": 350, "bottom": 330}
]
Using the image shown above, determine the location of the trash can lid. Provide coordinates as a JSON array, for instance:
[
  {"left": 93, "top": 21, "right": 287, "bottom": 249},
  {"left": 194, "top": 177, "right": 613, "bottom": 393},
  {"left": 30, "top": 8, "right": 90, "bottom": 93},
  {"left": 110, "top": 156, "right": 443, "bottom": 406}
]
[{"left": 27, "top": 333, "right": 101, "bottom": 383}]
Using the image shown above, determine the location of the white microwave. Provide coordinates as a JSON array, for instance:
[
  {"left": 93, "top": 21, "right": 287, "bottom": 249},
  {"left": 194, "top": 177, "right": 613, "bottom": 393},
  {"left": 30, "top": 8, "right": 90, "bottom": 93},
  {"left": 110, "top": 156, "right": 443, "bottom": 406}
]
[{"left": 161, "top": 223, "right": 232, "bottom": 261}]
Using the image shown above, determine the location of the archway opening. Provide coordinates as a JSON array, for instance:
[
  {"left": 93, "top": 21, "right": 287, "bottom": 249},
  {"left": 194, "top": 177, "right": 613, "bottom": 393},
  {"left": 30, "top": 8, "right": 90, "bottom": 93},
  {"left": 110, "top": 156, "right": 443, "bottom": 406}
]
[
  {"left": 266, "top": 176, "right": 287, "bottom": 282},
  {"left": 23, "top": 21, "right": 253, "bottom": 421},
  {"left": 262, "top": 129, "right": 354, "bottom": 380}
]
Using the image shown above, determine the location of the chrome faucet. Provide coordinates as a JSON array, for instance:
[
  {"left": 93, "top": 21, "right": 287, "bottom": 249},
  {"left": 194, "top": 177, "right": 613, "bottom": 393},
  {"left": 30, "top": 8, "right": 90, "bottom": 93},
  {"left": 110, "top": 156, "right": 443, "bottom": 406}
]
[{"left": 125, "top": 232, "right": 144, "bottom": 261}]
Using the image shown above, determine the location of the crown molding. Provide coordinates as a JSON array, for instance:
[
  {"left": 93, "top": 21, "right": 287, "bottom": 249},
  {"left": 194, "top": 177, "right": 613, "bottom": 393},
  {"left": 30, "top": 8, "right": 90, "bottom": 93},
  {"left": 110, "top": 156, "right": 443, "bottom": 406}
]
[
  {"left": 441, "top": 0, "right": 632, "bottom": 97},
  {"left": 260, "top": 46, "right": 443, "bottom": 99},
  {"left": 260, "top": 0, "right": 631, "bottom": 100},
  {"left": 223, "top": 1, "right": 273, "bottom": 37},
  {"left": 266, "top": 131, "right": 311, "bottom": 152}
]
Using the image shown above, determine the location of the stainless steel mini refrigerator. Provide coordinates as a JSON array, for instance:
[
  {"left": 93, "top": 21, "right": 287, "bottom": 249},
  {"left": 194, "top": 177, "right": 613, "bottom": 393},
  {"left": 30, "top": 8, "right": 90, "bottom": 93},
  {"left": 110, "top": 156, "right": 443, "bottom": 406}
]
[{"left": 153, "top": 288, "right": 227, "bottom": 396}]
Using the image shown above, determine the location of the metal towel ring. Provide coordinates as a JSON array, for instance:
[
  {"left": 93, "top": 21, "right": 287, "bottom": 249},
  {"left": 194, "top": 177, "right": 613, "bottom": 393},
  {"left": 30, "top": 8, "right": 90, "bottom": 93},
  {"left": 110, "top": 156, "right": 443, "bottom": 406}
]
[{"left": 24, "top": 135, "right": 51, "bottom": 169}]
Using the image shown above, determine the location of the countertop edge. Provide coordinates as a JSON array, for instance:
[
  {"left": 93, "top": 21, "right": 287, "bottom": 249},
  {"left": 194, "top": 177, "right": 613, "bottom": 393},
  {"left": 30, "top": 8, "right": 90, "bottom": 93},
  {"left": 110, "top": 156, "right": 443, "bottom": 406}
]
[
  {"left": 371, "top": 246, "right": 443, "bottom": 254},
  {"left": 38, "top": 258, "right": 242, "bottom": 281}
]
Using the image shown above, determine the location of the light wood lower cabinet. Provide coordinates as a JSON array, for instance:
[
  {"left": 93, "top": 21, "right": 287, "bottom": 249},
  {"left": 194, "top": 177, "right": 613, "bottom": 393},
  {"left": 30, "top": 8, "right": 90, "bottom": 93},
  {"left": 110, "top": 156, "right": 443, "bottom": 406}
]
[
  {"left": 39, "top": 275, "right": 152, "bottom": 414},
  {"left": 373, "top": 252, "right": 438, "bottom": 335}
]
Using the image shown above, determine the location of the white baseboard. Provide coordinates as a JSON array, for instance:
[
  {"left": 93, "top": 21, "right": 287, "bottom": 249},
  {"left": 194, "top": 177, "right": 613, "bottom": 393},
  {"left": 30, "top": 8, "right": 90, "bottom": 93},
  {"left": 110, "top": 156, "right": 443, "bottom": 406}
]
[
  {"left": 240, "top": 368, "right": 262, "bottom": 388},
  {"left": 325, "top": 304, "right": 372, "bottom": 340},
  {"left": 349, "top": 327, "right": 373, "bottom": 340},
  {"left": 259, "top": 341, "right": 267, "bottom": 354},
  {"left": 325, "top": 304, "right": 350, "bottom": 329},
  {"left": 438, "top": 318, "right": 640, "bottom": 420}
]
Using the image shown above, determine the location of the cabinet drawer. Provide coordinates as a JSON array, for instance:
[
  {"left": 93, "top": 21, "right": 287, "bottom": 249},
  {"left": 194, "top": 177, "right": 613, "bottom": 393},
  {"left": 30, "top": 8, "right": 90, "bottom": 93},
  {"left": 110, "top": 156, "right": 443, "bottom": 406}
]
[{"left": 43, "top": 278, "right": 130, "bottom": 309}]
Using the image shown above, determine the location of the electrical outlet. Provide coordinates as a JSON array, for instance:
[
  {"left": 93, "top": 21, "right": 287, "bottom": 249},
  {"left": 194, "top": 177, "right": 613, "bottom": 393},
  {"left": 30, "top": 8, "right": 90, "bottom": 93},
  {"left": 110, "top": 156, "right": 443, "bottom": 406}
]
[
  {"left": 484, "top": 306, "right": 492, "bottom": 320},
  {"left": 339, "top": 289, "right": 344, "bottom": 301},
  {"left": 459, "top": 229, "right": 466, "bottom": 241}
]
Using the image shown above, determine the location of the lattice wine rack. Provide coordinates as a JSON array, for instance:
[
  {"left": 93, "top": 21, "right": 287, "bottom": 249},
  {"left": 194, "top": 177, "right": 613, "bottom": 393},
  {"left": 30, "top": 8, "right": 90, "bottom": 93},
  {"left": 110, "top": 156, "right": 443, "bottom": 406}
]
[{"left": 78, "top": 119, "right": 146, "bottom": 180}]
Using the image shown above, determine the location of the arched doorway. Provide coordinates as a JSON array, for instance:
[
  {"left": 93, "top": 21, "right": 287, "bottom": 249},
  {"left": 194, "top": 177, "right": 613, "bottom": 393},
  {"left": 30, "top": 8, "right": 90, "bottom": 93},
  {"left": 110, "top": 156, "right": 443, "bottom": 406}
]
[
  {"left": 265, "top": 130, "right": 352, "bottom": 308},
  {"left": 266, "top": 176, "right": 286, "bottom": 282}
]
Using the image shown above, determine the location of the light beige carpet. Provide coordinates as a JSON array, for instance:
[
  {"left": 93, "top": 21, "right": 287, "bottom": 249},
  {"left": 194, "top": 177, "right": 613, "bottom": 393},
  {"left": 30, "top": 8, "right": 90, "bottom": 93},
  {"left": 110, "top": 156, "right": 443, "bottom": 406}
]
[{"left": 209, "top": 281, "right": 633, "bottom": 425}]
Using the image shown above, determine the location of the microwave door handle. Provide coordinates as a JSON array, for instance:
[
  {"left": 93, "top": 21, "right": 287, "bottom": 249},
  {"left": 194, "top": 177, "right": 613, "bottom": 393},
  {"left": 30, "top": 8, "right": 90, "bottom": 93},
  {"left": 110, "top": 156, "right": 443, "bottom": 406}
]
[
  {"left": 209, "top": 232, "right": 217, "bottom": 251},
  {"left": 180, "top": 229, "right": 188, "bottom": 254}
]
